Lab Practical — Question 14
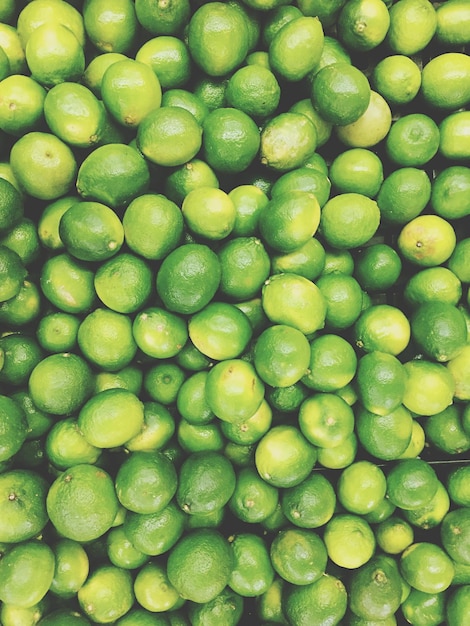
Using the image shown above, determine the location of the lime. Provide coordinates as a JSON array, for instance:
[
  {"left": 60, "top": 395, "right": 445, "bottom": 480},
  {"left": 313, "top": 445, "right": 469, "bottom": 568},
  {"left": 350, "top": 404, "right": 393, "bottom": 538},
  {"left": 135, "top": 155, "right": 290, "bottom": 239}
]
[
  {"left": 188, "top": 587, "right": 243, "bottom": 626},
  {"left": 411, "top": 301, "right": 467, "bottom": 362},
  {"left": 402, "top": 359, "right": 455, "bottom": 416},
  {"left": 386, "top": 458, "right": 439, "bottom": 511},
  {"left": 324, "top": 514, "right": 376, "bottom": 569},
  {"left": 46, "top": 463, "right": 119, "bottom": 542},
  {"left": 338, "top": 460, "right": 387, "bottom": 515},
  {"left": 137, "top": 106, "right": 202, "bottom": 168},
  {"left": 166, "top": 528, "right": 234, "bottom": 603},
  {"left": 355, "top": 243, "right": 402, "bottom": 293},
  {"left": 45, "top": 417, "right": 101, "bottom": 470},
  {"left": 202, "top": 107, "right": 260, "bottom": 175},
  {"left": 272, "top": 237, "right": 326, "bottom": 282},
  {"left": 29, "top": 352, "right": 93, "bottom": 416},
  {"left": 271, "top": 165, "right": 331, "bottom": 208},
  {"left": 337, "top": 0, "right": 390, "bottom": 51},
  {"left": 135, "top": 35, "right": 191, "bottom": 90},
  {"left": 269, "top": 16, "right": 324, "bottom": 81},
  {"left": 134, "top": 0, "right": 190, "bottom": 35},
  {"left": 77, "top": 564, "right": 134, "bottom": 624},
  {"left": 400, "top": 542, "right": 454, "bottom": 594},
  {"left": 253, "top": 324, "right": 310, "bottom": 388},
  {"left": 377, "top": 167, "right": 432, "bottom": 225},
  {"left": 50, "top": 538, "right": 89, "bottom": 599},
  {"left": 123, "top": 501, "right": 185, "bottom": 557},
  {"left": 82, "top": 52, "right": 128, "bottom": 97},
  {"left": 228, "top": 532, "right": 274, "bottom": 597},
  {"left": 431, "top": 166, "right": 470, "bottom": 220},
  {"left": 189, "top": 301, "right": 252, "bottom": 361},
  {"left": 299, "top": 392, "right": 354, "bottom": 449},
  {"left": 0, "top": 540, "right": 54, "bottom": 608},
  {"left": 356, "top": 405, "right": 413, "bottom": 461},
  {"left": 302, "top": 333, "right": 357, "bottom": 392},
  {"left": 439, "top": 110, "right": 470, "bottom": 162},
  {"left": 255, "top": 424, "right": 317, "bottom": 488},
  {"left": 284, "top": 574, "right": 348, "bottom": 626},
  {"left": 259, "top": 191, "right": 320, "bottom": 253},
  {"left": 187, "top": 2, "right": 249, "bottom": 77},
  {"left": 0, "top": 468, "right": 48, "bottom": 543},
  {"left": 83, "top": 0, "right": 137, "bottom": 54},
  {"left": 354, "top": 304, "right": 411, "bottom": 356},
  {"left": 76, "top": 143, "right": 150, "bottom": 209},
  {"left": 25, "top": 22, "right": 84, "bottom": 86},
  {"left": 441, "top": 508, "right": 470, "bottom": 566},
  {"left": 0, "top": 74, "right": 46, "bottom": 138},
  {"left": 348, "top": 554, "right": 402, "bottom": 622},
  {"left": 39, "top": 252, "right": 96, "bottom": 315},
  {"left": 336, "top": 90, "right": 392, "bottom": 149},
  {"left": 10, "top": 131, "right": 77, "bottom": 201},
  {"left": 262, "top": 273, "right": 327, "bottom": 335},
  {"left": 398, "top": 214, "right": 456, "bottom": 267},
  {"left": 205, "top": 358, "right": 264, "bottom": 424},
  {"left": 386, "top": 113, "right": 440, "bottom": 167},
  {"left": 176, "top": 451, "right": 235, "bottom": 515},
  {"left": 319, "top": 192, "right": 380, "bottom": 249},
  {"left": 329, "top": 148, "right": 383, "bottom": 198},
  {"left": 372, "top": 54, "right": 422, "bottom": 106},
  {"left": 226, "top": 64, "right": 281, "bottom": 122},
  {"left": 420, "top": 52, "right": 470, "bottom": 111},
  {"left": 376, "top": 516, "right": 414, "bottom": 555},
  {"left": 356, "top": 351, "right": 406, "bottom": 417},
  {"left": 386, "top": 0, "right": 437, "bottom": 55},
  {"left": 436, "top": 0, "right": 470, "bottom": 45},
  {"left": 94, "top": 253, "right": 153, "bottom": 314},
  {"left": 115, "top": 450, "right": 177, "bottom": 514},
  {"left": 229, "top": 466, "right": 278, "bottom": 524},
  {"left": 182, "top": 187, "right": 236, "bottom": 240},
  {"left": 218, "top": 236, "right": 271, "bottom": 301},
  {"left": 78, "top": 388, "right": 144, "bottom": 448},
  {"left": 311, "top": 62, "right": 371, "bottom": 126},
  {"left": 270, "top": 527, "right": 327, "bottom": 586},
  {"left": 403, "top": 480, "right": 451, "bottom": 530},
  {"left": 259, "top": 112, "right": 317, "bottom": 171},
  {"left": 156, "top": 243, "right": 221, "bottom": 315},
  {"left": 281, "top": 472, "right": 336, "bottom": 528}
]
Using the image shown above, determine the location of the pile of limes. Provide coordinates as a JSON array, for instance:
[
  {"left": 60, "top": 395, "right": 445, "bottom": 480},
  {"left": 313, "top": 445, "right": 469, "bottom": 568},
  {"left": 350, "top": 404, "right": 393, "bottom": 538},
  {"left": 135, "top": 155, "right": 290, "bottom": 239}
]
[{"left": 0, "top": 0, "right": 469, "bottom": 624}]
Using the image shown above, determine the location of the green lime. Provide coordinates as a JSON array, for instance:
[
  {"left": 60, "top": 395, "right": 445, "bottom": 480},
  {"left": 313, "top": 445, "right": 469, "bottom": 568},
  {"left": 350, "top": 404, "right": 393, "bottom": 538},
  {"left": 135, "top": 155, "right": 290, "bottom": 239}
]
[
  {"left": 46, "top": 463, "right": 119, "bottom": 542},
  {"left": 217, "top": 236, "right": 271, "bottom": 302},
  {"left": 45, "top": 417, "right": 101, "bottom": 470},
  {"left": 228, "top": 466, "right": 279, "bottom": 524},
  {"left": 78, "top": 388, "right": 144, "bottom": 449},
  {"left": 386, "top": 0, "right": 437, "bottom": 55},
  {"left": 299, "top": 392, "right": 355, "bottom": 448},
  {"left": 255, "top": 424, "right": 317, "bottom": 488},
  {"left": 115, "top": 450, "right": 177, "bottom": 514},
  {"left": 228, "top": 532, "right": 274, "bottom": 597},
  {"left": 302, "top": 333, "right": 357, "bottom": 392},
  {"left": 323, "top": 513, "right": 376, "bottom": 569},
  {"left": 262, "top": 273, "right": 327, "bottom": 335},
  {"left": 77, "top": 143, "right": 150, "bottom": 209},
  {"left": 50, "top": 538, "right": 89, "bottom": 599},
  {"left": 182, "top": 187, "right": 236, "bottom": 240},
  {"left": 135, "top": 35, "right": 191, "bottom": 90},
  {"left": 338, "top": 460, "right": 387, "bottom": 515},
  {"left": 400, "top": 542, "right": 454, "bottom": 594},
  {"left": 77, "top": 564, "right": 134, "bottom": 624},
  {"left": 137, "top": 106, "right": 202, "bottom": 167},
  {"left": 386, "top": 458, "right": 439, "bottom": 511},
  {"left": 0, "top": 468, "right": 48, "bottom": 543},
  {"left": 83, "top": 0, "right": 137, "bottom": 54},
  {"left": 187, "top": 2, "right": 249, "bottom": 77},
  {"left": 28, "top": 352, "right": 93, "bottom": 416},
  {"left": 316, "top": 272, "right": 363, "bottom": 330},
  {"left": 431, "top": 166, "right": 470, "bottom": 220},
  {"left": 253, "top": 324, "right": 310, "bottom": 388},
  {"left": 189, "top": 301, "right": 252, "bottom": 361},
  {"left": 355, "top": 404, "right": 413, "bottom": 461},
  {"left": 132, "top": 307, "right": 188, "bottom": 359},
  {"left": 284, "top": 573, "right": 348, "bottom": 626},
  {"left": 311, "top": 62, "right": 371, "bottom": 126},
  {"left": 281, "top": 472, "right": 336, "bottom": 528},
  {"left": 271, "top": 527, "right": 327, "bottom": 586},
  {"left": 156, "top": 243, "right": 221, "bottom": 315},
  {"left": 134, "top": 562, "right": 179, "bottom": 613},
  {"left": 260, "top": 112, "right": 317, "bottom": 171},
  {"left": 269, "top": 16, "right": 324, "bottom": 81},
  {"left": 402, "top": 359, "right": 455, "bottom": 416},
  {"left": 225, "top": 64, "right": 281, "bottom": 119},
  {"left": 205, "top": 358, "right": 265, "bottom": 424},
  {"left": 0, "top": 540, "right": 54, "bottom": 608},
  {"left": 94, "top": 252, "right": 152, "bottom": 314},
  {"left": 372, "top": 54, "right": 422, "bottom": 106},
  {"left": 122, "top": 501, "right": 185, "bottom": 557},
  {"left": 319, "top": 192, "right": 380, "bottom": 249},
  {"left": 202, "top": 107, "right": 260, "bottom": 175},
  {"left": 386, "top": 113, "right": 440, "bottom": 167},
  {"left": 337, "top": 0, "right": 390, "bottom": 51},
  {"left": 167, "top": 528, "right": 234, "bottom": 603}
]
